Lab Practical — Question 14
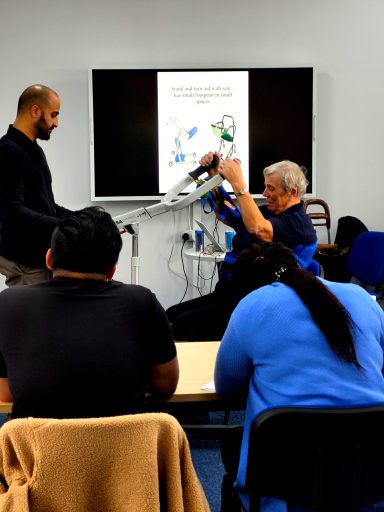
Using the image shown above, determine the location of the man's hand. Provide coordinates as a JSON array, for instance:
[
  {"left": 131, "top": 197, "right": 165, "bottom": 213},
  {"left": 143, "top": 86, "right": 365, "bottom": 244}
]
[
  {"left": 0, "top": 378, "right": 13, "bottom": 402},
  {"left": 199, "top": 151, "right": 222, "bottom": 177},
  {"left": 220, "top": 158, "right": 246, "bottom": 190}
]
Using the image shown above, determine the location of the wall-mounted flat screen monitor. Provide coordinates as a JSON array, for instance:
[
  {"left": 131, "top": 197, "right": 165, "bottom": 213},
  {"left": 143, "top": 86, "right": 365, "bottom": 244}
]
[{"left": 89, "top": 67, "right": 316, "bottom": 200}]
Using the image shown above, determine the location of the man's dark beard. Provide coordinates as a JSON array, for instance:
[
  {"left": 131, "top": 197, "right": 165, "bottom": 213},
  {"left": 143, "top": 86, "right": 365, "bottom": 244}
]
[
  {"left": 35, "top": 124, "right": 51, "bottom": 141},
  {"left": 35, "top": 117, "right": 52, "bottom": 141}
]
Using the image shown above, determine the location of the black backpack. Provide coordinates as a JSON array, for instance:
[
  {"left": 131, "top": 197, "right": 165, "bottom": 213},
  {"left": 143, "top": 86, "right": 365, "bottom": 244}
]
[
  {"left": 334, "top": 216, "right": 369, "bottom": 254},
  {"left": 315, "top": 216, "right": 368, "bottom": 282}
]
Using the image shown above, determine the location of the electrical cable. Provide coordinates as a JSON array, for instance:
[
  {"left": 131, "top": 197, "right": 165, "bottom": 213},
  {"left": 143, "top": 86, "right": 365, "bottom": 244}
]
[
  {"left": 210, "top": 255, "right": 219, "bottom": 293},
  {"left": 178, "top": 239, "right": 189, "bottom": 303},
  {"left": 196, "top": 251, "right": 218, "bottom": 295},
  {"left": 196, "top": 254, "right": 203, "bottom": 296},
  {"left": 167, "top": 211, "right": 190, "bottom": 281},
  {"left": 213, "top": 217, "right": 223, "bottom": 247}
]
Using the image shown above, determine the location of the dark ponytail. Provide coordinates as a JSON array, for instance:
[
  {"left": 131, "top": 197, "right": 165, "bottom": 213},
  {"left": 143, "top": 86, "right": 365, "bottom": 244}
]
[
  {"left": 231, "top": 242, "right": 362, "bottom": 370},
  {"left": 281, "top": 266, "right": 361, "bottom": 370}
]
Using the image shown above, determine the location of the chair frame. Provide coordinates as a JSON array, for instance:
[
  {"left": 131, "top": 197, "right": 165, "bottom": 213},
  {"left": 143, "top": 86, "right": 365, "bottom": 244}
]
[
  {"left": 244, "top": 405, "right": 384, "bottom": 512},
  {"left": 304, "top": 198, "right": 331, "bottom": 243}
]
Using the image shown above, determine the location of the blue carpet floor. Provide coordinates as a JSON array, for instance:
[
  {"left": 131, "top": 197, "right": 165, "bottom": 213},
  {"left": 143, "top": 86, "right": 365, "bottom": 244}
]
[
  {"left": 0, "top": 414, "right": 7, "bottom": 427},
  {"left": 190, "top": 437, "right": 224, "bottom": 512},
  {"left": 189, "top": 410, "right": 245, "bottom": 512}
]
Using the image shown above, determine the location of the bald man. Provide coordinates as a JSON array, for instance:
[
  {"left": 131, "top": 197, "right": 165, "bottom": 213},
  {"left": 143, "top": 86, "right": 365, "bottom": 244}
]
[{"left": 0, "top": 84, "right": 72, "bottom": 286}]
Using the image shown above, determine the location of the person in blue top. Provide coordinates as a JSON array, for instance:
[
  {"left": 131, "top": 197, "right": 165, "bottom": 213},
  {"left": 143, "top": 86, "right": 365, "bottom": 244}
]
[
  {"left": 207, "top": 152, "right": 317, "bottom": 267},
  {"left": 215, "top": 241, "right": 384, "bottom": 512},
  {"left": 166, "top": 152, "right": 317, "bottom": 340}
]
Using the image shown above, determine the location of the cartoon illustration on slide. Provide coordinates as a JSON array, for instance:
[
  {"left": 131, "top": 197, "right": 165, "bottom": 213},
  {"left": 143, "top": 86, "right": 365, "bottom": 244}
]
[
  {"left": 167, "top": 116, "right": 198, "bottom": 167},
  {"left": 211, "top": 114, "right": 237, "bottom": 159}
]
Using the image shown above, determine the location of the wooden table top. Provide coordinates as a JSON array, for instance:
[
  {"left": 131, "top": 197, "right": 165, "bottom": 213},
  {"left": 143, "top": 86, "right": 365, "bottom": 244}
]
[{"left": 0, "top": 341, "right": 221, "bottom": 414}]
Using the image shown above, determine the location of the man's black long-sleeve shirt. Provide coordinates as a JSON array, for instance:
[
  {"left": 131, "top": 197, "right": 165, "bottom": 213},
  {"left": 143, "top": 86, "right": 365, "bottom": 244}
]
[{"left": 0, "top": 125, "right": 71, "bottom": 268}]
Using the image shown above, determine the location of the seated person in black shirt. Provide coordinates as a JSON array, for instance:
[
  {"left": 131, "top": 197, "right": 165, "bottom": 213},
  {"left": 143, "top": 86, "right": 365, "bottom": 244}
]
[{"left": 0, "top": 206, "right": 179, "bottom": 419}]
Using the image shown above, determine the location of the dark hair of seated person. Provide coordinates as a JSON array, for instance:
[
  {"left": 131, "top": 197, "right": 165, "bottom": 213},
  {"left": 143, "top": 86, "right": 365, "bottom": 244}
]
[
  {"left": 229, "top": 241, "right": 362, "bottom": 370},
  {"left": 50, "top": 206, "right": 123, "bottom": 274}
]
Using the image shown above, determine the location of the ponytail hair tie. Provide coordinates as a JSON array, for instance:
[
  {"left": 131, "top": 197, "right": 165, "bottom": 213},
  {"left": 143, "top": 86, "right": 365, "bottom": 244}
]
[{"left": 275, "top": 266, "right": 287, "bottom": 282}]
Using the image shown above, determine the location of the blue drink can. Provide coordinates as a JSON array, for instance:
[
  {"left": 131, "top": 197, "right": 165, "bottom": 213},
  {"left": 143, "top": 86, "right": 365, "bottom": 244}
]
[
  {"left": 195, "top": 230, "right": 204, "bottom": 252},
  {"left": 225, "top": 231, "right": 235, "bottom": 251}
]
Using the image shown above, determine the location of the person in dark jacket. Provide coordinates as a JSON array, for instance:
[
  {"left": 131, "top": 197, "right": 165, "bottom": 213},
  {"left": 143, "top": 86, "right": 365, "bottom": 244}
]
[{"left": 0, "top": 84, "right": 72, "bottom": 286}]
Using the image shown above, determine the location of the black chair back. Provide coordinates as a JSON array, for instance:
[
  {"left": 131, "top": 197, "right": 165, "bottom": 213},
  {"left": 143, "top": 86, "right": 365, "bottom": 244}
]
[{"left": 244, "top": 405, "right": 384, "bottom": 512}]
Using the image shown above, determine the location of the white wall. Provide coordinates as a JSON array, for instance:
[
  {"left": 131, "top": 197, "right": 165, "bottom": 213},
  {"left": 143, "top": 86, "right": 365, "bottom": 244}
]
[{"left": 1, "top": 0, "right": 383, "bottom": 307}]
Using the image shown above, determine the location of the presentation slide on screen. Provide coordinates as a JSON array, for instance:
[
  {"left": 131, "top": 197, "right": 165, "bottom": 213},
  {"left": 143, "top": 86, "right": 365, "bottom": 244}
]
[{"left": 158, "top": 71, "right": 249, "bottom": 194}]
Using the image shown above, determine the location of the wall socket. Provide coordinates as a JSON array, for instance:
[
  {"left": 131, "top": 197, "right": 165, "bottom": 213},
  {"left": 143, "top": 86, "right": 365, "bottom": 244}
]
[{"left": 182, "top": 230, "right": 194, "bottom": 242}]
